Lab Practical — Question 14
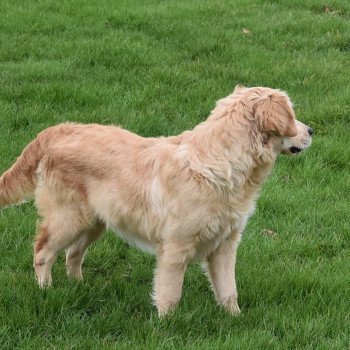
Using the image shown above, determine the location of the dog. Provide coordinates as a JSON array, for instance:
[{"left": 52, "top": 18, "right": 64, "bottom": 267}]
[{"left": 0, "top": 86, "right": 312, "bottom": 315}]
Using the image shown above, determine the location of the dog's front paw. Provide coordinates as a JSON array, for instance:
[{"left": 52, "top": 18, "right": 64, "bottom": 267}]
[
  {"left": 221, "top": 295, "right": 241, "bottom": 315},
  {"left": 156, "top": 299, "right": 178, "bottom": 318}
]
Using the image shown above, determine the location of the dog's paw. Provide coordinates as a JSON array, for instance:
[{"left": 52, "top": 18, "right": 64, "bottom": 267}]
[
  {"left": 227, "top": 300, "right": 241, "bottom": 315},
  {"left": 156, "top": 302, "right": 177, "bottom": 318},
  {"left": 221, "top": 295, "right": 241, "bottom": 315},
  {"left": 37, "top": 275, "right": 52, "bottom": 289}
]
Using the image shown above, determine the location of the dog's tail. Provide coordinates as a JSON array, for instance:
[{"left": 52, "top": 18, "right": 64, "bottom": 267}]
[{"left": 0, "top": 137, "right": 44, "bottom": 208}]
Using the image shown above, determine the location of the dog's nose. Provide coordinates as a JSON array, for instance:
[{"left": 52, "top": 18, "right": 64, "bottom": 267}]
[{"left": 307, "top": 127, "right": 313, "bottom": 136}]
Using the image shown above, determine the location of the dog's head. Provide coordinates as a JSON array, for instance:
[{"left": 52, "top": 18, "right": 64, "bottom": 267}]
[{"left": 234, "top": 86, "right": 313, "bottom": 156}]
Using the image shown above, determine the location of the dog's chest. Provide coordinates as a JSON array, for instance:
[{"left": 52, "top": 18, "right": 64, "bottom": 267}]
[
  {"left": 109, "top": 224, "right": 156, "bottom": 254},
  {"left": 193, "top": 206, "right": 249, "bottom": 260}
]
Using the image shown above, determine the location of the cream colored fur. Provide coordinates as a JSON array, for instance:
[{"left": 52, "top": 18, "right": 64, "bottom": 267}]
[{"left": 0, "top": 86, "right": 312, "bottom": 316}]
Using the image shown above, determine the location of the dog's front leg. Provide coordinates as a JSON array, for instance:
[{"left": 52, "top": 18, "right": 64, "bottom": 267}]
[
  {"left": 153, "top": 243, "right": 190, "bottom": 316},
  {"left": 205, "top": 236, "right": 241, "bottom": 315}
]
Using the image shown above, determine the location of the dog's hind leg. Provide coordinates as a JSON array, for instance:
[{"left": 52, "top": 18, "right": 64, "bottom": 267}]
[
  {"left": 65, "top": 221, "right": 105, "bottom": 280},
  {"left": 34, "top": 207, "right": 89, "bottom": 288}
]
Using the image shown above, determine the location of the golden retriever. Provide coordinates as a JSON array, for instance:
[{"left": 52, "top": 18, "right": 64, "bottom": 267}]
[{"left": 0, "top": 86, "right": 312, "bottom": 315}]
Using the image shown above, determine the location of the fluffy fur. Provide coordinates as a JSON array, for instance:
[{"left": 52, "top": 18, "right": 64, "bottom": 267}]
[{"left": 0, "top": 86, "right": 312, "bottom": 315}]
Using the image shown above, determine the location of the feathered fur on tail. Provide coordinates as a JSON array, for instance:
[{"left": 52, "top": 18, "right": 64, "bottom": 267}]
[{"left": 0, "top": 138, "right": 43, "bottom": 207}]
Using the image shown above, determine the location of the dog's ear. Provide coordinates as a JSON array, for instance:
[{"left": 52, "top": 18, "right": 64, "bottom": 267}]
[
  {"left": 254, "top": 91, "right": 297, "bottom": 137},
  {"left": 233, "top": 84, "right": 246, "bottom": 94}
]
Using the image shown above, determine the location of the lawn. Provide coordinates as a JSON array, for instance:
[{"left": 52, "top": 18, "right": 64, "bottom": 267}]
[{"left": 0, "top": 0, "right": 350, "bottom": 348}]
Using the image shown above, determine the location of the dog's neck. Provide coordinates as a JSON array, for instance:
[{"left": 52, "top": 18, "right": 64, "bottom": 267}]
[{"left": 176, "top": 112, "right": 277, "bottom": 189}]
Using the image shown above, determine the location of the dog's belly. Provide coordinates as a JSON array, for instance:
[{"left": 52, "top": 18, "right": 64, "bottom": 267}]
[{"left": 109, "top": 224, "right": 156, "bottom": 254}]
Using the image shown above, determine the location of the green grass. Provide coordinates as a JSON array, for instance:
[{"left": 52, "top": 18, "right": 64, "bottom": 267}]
[{"left": 0, "top": 0, "right": 350, "bottom": 348}]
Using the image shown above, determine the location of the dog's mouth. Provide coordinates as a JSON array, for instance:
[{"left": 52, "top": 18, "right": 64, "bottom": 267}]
[
  {"left": 282, "top": 146, "right": 305, "bottom": 155},
  {"left": 289, "top": 146, "right": 303, "bottom": 154}
]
